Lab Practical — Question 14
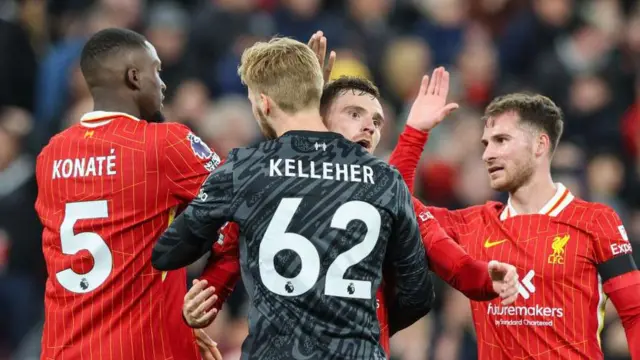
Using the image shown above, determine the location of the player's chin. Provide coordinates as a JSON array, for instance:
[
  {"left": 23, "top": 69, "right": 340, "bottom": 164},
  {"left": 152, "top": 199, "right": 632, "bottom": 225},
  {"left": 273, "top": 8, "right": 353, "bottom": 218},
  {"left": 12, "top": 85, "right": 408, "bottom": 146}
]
[{"left": 488, "top": 177, "right": 510, "bottom": 192}]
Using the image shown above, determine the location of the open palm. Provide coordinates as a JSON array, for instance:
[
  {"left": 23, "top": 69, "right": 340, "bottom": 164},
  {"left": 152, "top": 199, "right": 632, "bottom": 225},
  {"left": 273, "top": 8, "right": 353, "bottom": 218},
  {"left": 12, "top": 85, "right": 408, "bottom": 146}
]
[{"left": 406, "top": 67, "right": 459, "bottom": 132}]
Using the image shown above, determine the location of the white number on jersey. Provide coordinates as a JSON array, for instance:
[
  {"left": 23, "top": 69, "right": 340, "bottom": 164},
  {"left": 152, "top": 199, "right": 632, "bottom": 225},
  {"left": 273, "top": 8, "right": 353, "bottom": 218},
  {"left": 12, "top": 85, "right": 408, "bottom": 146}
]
[
  {"left": 57, "top": 200, "right": 113, "bottom": 293},
  {"left": 259, "top": 197, "right": 381, "bottom": 299}
]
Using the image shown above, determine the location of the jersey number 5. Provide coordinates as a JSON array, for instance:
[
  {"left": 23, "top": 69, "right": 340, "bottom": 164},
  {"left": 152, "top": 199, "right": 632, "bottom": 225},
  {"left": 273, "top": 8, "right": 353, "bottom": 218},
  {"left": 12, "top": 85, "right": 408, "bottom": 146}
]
[
  {"left": 259, "top": 197, "right": 381, "bottom": 299},
  {"left": 57, "top": 200, "right": 113, "bottom": 293}
]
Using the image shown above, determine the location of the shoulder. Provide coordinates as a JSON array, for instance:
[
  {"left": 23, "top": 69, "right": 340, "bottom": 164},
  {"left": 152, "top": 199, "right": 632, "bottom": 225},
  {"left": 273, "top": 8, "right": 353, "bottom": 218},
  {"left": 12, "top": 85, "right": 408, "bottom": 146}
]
[
  {"left": 559, "top": 198, "right": 625, "bottom": 236},
  {"left": 148, "top": 121, "right": 193, "bottom": 139},
  {"left": 560, "top": 197, "right": 620, "bottom": 223},
  {"left": 456, "top": 201, "right": 503, "bottom": 217},
  {"left": 38, "top": 126, "right": 78, "bottom": 158}
]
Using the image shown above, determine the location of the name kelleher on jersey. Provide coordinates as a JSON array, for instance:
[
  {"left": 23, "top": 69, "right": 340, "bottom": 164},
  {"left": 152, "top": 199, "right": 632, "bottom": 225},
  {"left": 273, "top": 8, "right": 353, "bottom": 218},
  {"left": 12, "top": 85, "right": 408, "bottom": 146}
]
[{"left": 269, "top": 158, "right": 375, "bottom": 184}]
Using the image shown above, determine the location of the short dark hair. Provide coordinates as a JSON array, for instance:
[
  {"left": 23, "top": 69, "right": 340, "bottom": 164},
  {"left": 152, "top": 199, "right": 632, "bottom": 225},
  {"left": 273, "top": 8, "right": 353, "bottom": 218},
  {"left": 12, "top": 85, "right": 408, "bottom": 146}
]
[
  {"left": 484, "top": 93, "right": 564, "bottom": 153},
  {"left": 80, "top": 28, "right": 148, "bottom": 83},
  {"left": 320, "top": 76, "right": 381, "bottom": 117}
]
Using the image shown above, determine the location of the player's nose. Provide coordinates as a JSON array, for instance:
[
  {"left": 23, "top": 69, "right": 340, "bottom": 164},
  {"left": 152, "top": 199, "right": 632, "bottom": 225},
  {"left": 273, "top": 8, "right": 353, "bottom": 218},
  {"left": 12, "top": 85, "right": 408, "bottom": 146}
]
[
  {"left": 361, "top": 117, "right": 375, "bottom": 135},
  {"left": 482, "top": 144, "right": 496, "bottom": 163}
]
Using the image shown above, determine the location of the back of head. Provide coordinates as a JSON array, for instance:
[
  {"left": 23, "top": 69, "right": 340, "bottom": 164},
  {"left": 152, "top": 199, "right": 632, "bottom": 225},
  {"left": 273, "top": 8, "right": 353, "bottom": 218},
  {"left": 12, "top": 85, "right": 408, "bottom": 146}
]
[
  {"left": 80, "top": 28, "right": 148, "bottom": 89},
  {"left": 237, "top": 37, "right": 324, "bottom": 114},
  {"left": 484, "top": 93, "right": 564, "bottom": 155}
]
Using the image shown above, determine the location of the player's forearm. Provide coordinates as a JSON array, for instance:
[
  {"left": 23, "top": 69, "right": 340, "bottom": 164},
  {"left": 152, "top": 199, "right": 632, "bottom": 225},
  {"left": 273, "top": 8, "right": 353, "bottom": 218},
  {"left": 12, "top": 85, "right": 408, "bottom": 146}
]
[
  {"left": 416, "top": 205, "right": 496, "bottom": 300},
  {"left": 430, "top": 246, "right": 496, "bottom": 301},
  {"left": 606, "top": 272, "right": 640, "bottom": 358},
  {"left": 199, "top": 259, "right": 240, "bottom": 310},
  {"left": 152, "top": 214, "right": 216, "bottom": 270},
  {"left": 387, "top": 295, "right": 432, "bottom": 336},
  {"left": 388, "top": 262, "right": 434, "bottom": 336},
  {"left": 388, "top": 125, "right": 429, "bottom": 194}
]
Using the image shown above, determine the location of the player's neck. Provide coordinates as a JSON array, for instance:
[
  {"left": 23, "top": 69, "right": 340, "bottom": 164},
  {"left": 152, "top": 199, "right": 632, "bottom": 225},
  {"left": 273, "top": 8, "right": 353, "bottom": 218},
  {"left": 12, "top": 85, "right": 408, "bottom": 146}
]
[
  {"left": 508, "top": 171, "right": 556, "bottom": 215},
  {"left": 272, "top": 109, "right": 328, "bottom": 137},
  {"left": 91, "top": 89, "right": 141, "bottom": 119}
]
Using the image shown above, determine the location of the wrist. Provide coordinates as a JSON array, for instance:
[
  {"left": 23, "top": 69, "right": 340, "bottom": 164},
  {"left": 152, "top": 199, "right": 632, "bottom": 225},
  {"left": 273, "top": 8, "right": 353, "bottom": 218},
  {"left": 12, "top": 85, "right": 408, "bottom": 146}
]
[
  {"left": 406, "top": 123, "right": 430, "bottom": 134},
  {"left": 402, "top": 125, "right": 429, "bottom": 145}
]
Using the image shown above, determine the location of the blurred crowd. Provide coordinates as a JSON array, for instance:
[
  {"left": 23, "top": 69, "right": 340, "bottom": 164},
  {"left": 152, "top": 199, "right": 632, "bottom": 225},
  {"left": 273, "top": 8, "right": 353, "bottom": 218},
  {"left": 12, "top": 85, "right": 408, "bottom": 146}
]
[{"left": 1, "top": 0, "right": 640, "bottom": 359}]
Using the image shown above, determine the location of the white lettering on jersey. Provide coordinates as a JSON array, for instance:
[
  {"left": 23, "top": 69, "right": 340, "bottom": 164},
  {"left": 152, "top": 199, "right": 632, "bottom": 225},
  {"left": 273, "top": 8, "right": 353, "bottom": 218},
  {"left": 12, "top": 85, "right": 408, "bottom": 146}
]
[
  {"left": 268, "top": 158, "right": 375, "bottom": 184},
  {"left": 53, "top": 149, "right": 117, "bottom": 179},
  {"left": 618, "top": 225, "right": 629, "bottom": 241}
]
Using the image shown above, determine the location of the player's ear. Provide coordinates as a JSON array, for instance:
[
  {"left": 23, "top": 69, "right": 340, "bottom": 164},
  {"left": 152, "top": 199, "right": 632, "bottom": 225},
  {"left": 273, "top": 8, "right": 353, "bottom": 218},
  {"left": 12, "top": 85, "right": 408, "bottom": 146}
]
[
  {"left": 259, "top": 93, "right": 271, "bottom": 116},
  {"left": 535, "top": 133, "right": 550, "bottom": 157},
  {"left": 125, "top": 68, "right": 142, "bottom": 91}
]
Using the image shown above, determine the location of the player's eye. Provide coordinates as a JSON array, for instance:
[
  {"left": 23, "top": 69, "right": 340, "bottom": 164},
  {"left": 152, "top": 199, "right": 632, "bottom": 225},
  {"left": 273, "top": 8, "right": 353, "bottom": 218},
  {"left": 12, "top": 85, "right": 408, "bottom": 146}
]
[
  {"left": 374, "top": 119, "right": 382, "bottom": 128},
  {"left": 350, "top": 111, "right": 360, "bottom": 119}
]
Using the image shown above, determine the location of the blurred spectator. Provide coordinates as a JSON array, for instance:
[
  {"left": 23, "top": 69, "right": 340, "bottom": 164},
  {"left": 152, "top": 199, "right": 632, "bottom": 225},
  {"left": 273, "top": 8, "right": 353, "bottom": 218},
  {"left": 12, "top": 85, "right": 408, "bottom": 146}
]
[{"left": 0, "top": 108, "right": 43, "bottom": 356}]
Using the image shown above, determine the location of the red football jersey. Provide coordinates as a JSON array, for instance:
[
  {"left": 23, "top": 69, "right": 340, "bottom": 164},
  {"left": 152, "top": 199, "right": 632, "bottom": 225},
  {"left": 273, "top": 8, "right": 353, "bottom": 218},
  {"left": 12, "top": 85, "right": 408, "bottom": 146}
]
[
  {"left": 35, "top": 112, "right": 219, "bottom": 360},
  {"left": 427, "top": 185, "right": 634, "bottom": 359},
  {"left": 388, "top": 125, "right": 640, "bottom": 360}
]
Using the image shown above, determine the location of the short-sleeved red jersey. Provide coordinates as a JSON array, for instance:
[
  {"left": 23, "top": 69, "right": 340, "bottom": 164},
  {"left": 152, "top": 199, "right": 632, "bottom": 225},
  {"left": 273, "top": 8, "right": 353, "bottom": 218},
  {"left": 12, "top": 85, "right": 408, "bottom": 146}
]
[
  {"left": 35, "top": 112, "right": 219, "bottom": 360},
  {"left": 428, "top": 189, "right": 634, "bottom": 359},
  {"left": 388, "top": 125, "right": 640, "bottom": 360}
]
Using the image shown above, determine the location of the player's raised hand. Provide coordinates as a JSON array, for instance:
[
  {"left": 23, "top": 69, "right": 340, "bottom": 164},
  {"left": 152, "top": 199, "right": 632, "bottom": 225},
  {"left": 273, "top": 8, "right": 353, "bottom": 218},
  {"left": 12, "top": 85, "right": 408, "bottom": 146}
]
[
  {"left": 195, "top": 328, "right": 223, "bottom": 360},
  {"left": 488, "top": 260, "right": 519, "bottom": 305},
  {"left": 406, "top": 67, "right": 459, "bottom": 132},
  {"left": 183, "top": 279, "right": 219, "bottom": 328},
  {"left": 308, "top": 30, "right": 336, "bottom": 84}
]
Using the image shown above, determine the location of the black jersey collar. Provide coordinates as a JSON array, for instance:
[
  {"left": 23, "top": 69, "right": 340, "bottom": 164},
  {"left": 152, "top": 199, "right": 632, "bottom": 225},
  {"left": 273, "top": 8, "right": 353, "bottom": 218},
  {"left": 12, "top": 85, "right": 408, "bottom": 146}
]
[{"left": 281, "top": 130, "right": 344, "bottom": 140}]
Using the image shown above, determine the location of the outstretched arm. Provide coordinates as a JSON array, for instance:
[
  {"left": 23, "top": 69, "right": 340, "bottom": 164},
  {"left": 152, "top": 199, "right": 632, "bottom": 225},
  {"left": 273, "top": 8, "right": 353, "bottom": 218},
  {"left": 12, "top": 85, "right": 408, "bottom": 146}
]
[
  {"left": 388, "top": 67, "right": 458, "bottom": 194},
  {"left": 152, "top": 153, "right": 237, "bottom": 270},
  {"left": 413, "top": 197, "right": 518, "bottom": 304}
]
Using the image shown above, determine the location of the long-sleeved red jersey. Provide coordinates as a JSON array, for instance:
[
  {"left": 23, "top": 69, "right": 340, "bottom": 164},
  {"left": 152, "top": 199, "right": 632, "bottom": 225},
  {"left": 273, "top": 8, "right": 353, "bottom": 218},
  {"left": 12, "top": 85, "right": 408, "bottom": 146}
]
[
  {"left": 388, "top": 125, "right": 640, "bottom": 360},
  {"left": 35, "top": 112, "right": 220, "bottom": 360},
  {"left": 198, "top": 155, "right": 498, "bottom": 357}
]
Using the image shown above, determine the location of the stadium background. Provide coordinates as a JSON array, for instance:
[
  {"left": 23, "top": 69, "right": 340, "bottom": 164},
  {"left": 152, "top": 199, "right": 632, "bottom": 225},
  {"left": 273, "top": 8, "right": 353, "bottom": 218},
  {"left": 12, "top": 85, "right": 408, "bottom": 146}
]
[{"left": 1, "top": 0, "right": 639, "bottom": 359}]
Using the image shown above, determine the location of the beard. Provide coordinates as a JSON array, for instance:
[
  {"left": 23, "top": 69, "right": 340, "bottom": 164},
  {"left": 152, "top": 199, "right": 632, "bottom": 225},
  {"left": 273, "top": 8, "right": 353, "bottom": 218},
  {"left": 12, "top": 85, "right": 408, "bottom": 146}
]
[
  {"left": 256, "top": 107, "right": 278, "bottom": 140},
  {"left": 494, "top": 159, "right": 536, "bottom": 193}
]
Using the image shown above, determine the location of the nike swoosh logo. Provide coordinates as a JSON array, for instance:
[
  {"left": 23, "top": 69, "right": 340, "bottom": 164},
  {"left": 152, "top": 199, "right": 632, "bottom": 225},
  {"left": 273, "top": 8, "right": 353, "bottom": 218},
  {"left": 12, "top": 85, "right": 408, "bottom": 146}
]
[{"left": 484, "top": 239, "right": 508, "bottom": 248}]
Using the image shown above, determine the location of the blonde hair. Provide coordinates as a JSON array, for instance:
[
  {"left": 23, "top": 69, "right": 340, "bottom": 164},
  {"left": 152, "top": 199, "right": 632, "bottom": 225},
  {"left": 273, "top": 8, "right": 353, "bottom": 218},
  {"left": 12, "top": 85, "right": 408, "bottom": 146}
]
[{"left": 238, "top": 37, "right": 324, "bottom": 114}]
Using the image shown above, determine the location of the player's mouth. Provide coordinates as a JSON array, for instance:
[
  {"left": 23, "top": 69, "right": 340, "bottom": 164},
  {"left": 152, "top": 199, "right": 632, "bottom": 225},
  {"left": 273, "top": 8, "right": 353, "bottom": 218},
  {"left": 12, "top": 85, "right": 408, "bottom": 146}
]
[
  {"left": 488, "top": 165, "right": 504, "bottom": 175},
  {"left": 355, "top": 139, "right": 371, "bottom": 150}
]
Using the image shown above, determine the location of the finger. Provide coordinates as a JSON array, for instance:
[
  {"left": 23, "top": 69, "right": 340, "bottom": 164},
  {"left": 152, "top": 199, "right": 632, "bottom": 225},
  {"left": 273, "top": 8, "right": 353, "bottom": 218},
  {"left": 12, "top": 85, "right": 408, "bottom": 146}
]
[
  {"left": 193, "top": 293, "right": 218, "bottom": 318},
  {"left": 419, "top": 75, "right": 429, "bottom": 95},
  {"left": 439, "top": 70, "right": 451, "bottom": 97},
  {"left": 186, "top": 286, "right": 216, "bottom": 315},
  {"left": 190, "top": 287, "right": 216, "bottom": 314},
  {"left": 434, "top": 67, "right": 444, "bottom": 96},
  {"left": 487, "top": 260, "right": 499, "bottom": 272},
  {"left": 439, "top": 103, "right": 459, "bottom": 118},
  {"left": 426, "top": 68, "right": 438, "bottom": 95},
  {"left": 196, "top": 307, "right": 219, "bottom": 327},
  {"left": 211, "top": 345, "right": 223, "bottom": 360},
  {"left": 185, "top": 280, "right": 208, "bottom": 302},
  {"left": 319, "top": 36, "right": 327, "bottom": 64},
  {"left": 307, "top": 33, "right": 315, "bottom": 47},
  {"left": 196, "top": 328, "right": 218, "bottom": 347},
  {"left": 502, "top": 294, "right": 518, "bottom": 305},
  {"left": 325, "top": 51, "right": 336, "bottom": 83},
  {"left": 199, "top": 348, "right": 216, "bottom": 360},
  {"left": 504, "top": 269, "right": 518, "bottom": 283}
]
